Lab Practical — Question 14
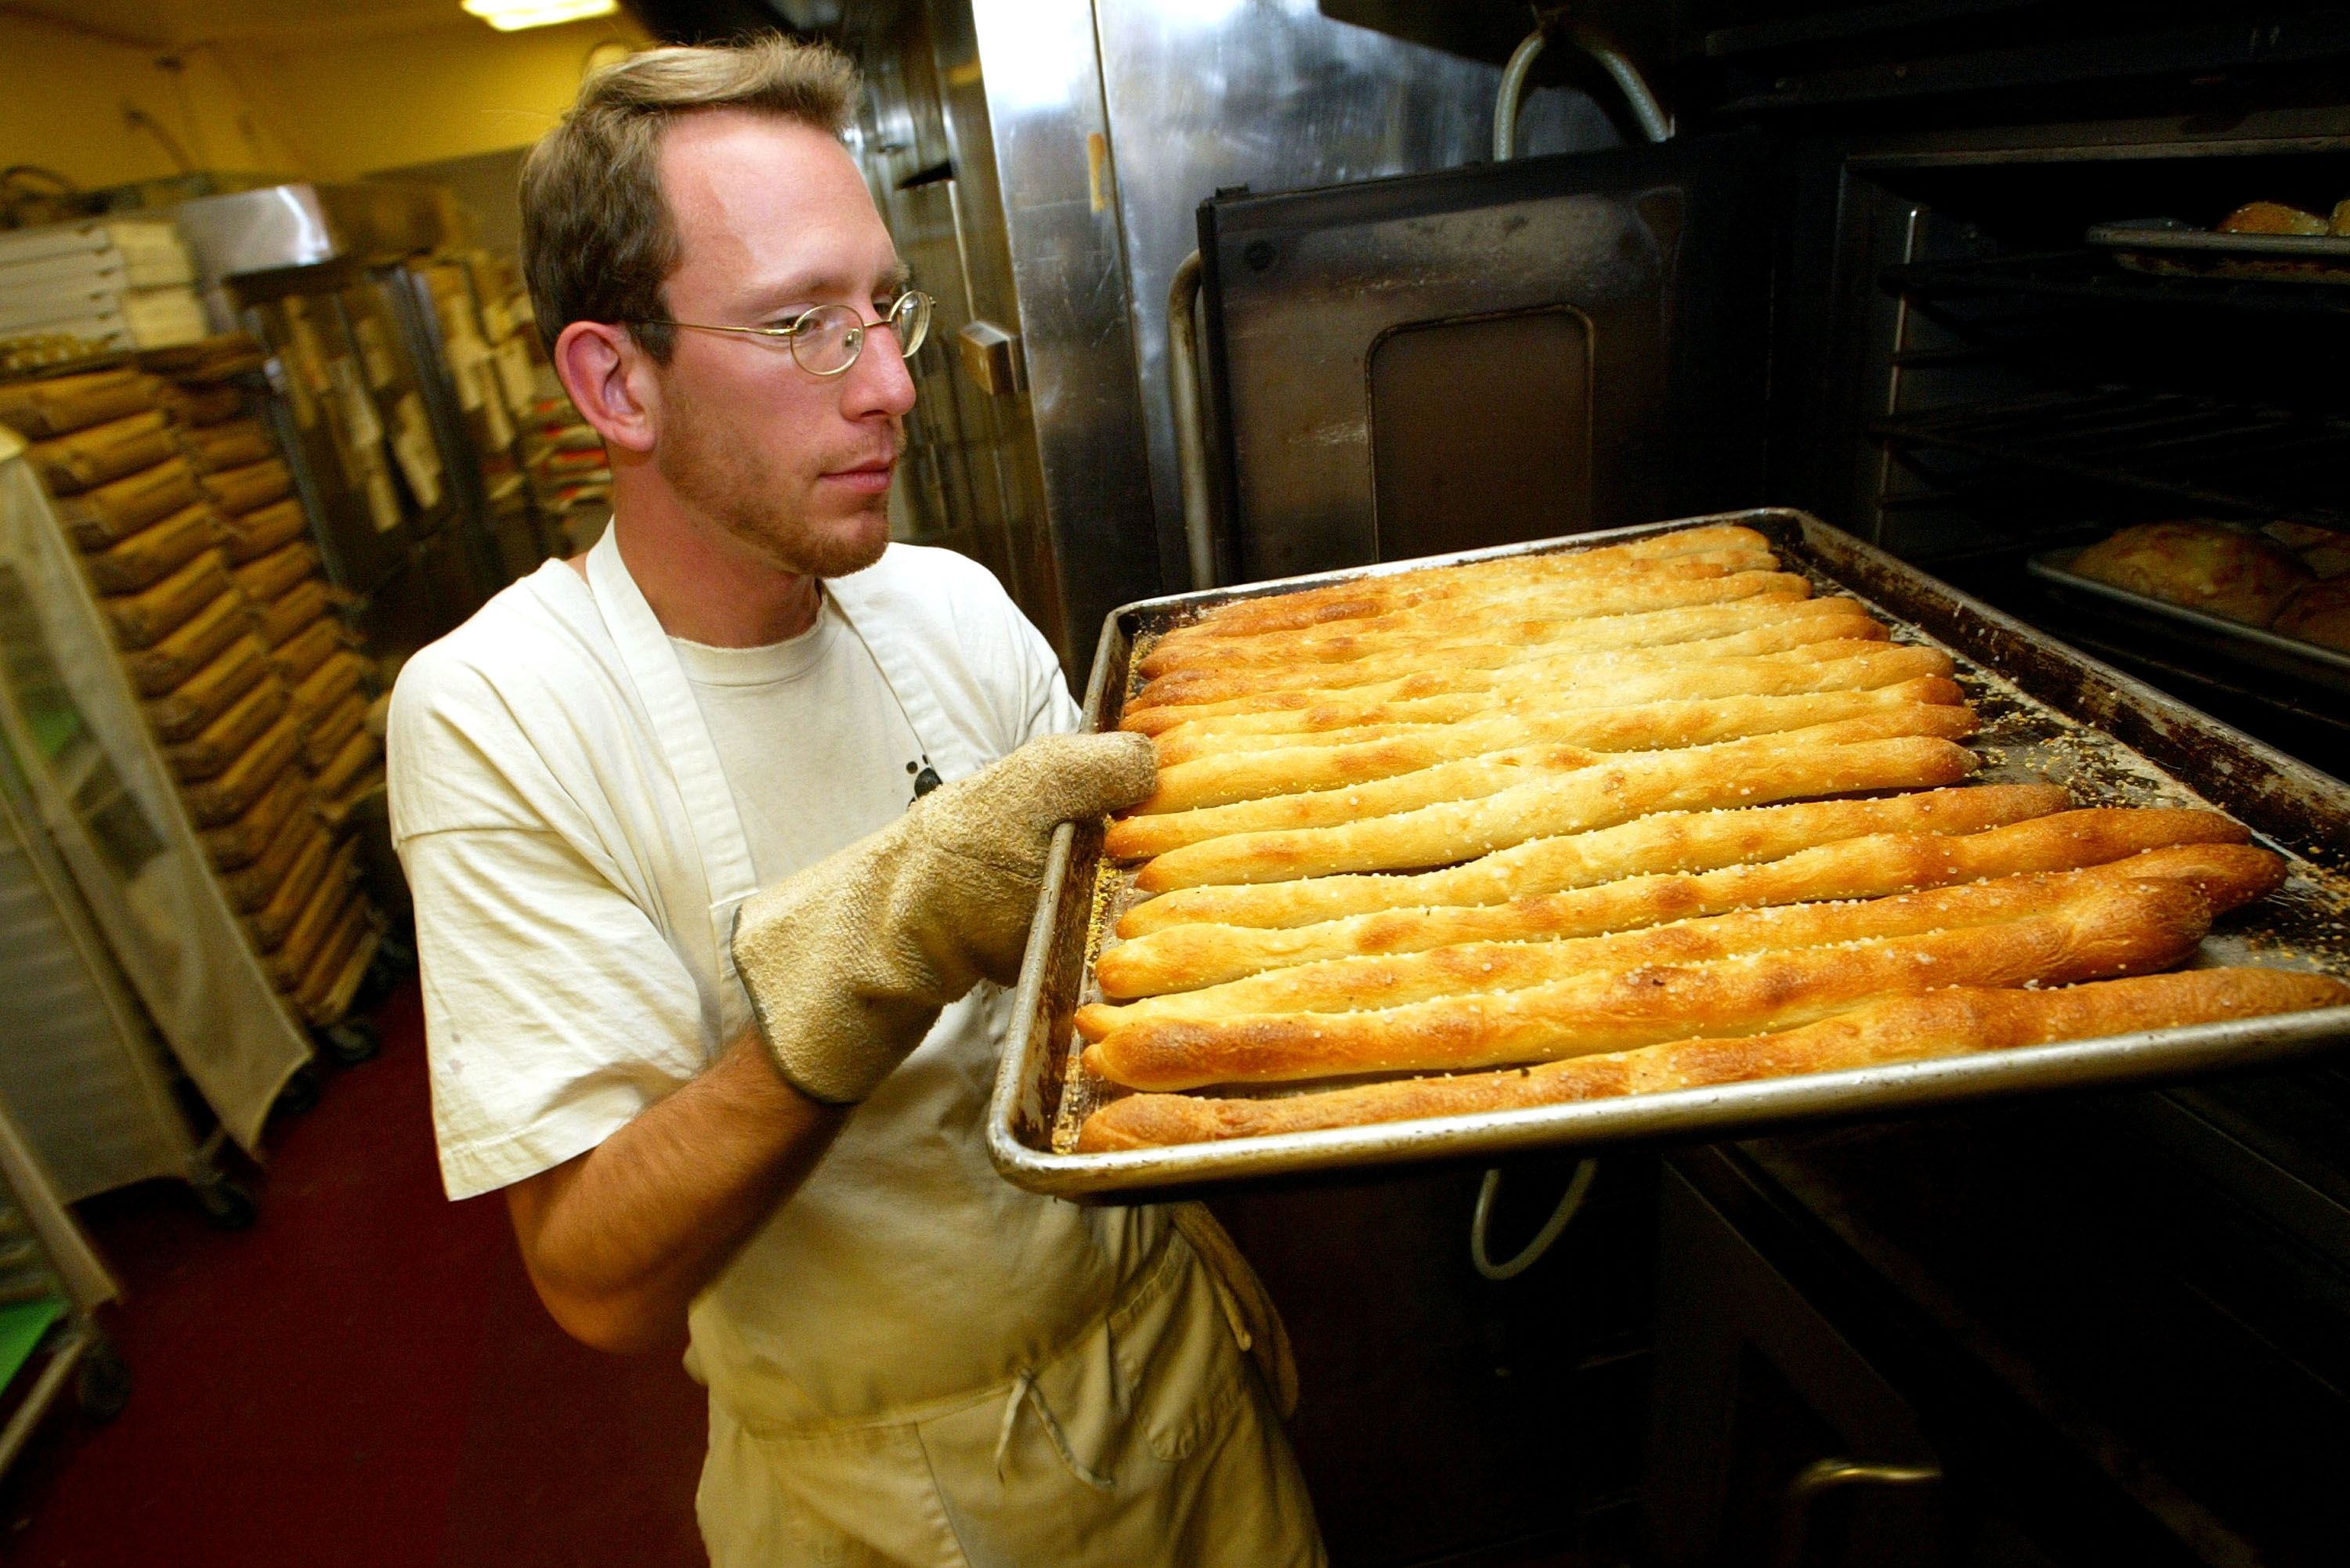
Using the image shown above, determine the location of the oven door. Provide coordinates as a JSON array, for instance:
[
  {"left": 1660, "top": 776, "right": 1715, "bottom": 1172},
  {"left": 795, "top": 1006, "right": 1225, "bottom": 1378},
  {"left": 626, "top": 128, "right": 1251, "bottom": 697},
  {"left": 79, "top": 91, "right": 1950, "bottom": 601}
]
[{"left": 1196, "top": 133, "right": 1811, "bottom": 583}]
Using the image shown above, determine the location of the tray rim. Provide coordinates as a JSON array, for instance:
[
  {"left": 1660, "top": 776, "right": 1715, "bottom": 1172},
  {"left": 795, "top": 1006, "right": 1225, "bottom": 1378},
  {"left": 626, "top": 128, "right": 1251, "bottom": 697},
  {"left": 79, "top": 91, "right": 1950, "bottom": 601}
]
[
  {"left": 2026, "top": 545, "right": 2350, "bottom": 685},
  {"left": 2086, "top": 219, "right": 2350, "bottom": 260},
  {"left": 986, "top": 508, "right": 2350, "bottom": 1199}
]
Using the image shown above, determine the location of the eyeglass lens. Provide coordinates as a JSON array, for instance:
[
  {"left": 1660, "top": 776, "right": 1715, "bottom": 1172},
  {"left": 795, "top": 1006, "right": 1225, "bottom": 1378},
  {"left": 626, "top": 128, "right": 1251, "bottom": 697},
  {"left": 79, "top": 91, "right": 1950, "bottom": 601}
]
[{"left": 791, "top": 293, "right": 932, "bottom": 374}]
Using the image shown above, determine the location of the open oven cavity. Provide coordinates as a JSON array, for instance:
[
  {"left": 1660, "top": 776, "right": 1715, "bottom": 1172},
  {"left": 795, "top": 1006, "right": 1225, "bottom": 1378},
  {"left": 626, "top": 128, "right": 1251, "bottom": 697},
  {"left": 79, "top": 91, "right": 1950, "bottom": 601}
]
[{"left": 1827, "top": 147, "right": 2350, "bottom": 775}]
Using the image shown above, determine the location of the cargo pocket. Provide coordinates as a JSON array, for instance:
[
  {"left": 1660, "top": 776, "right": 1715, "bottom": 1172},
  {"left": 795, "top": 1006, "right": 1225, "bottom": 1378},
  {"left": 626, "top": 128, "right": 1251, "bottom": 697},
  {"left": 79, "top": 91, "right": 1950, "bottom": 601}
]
[{"left": 1108, "top": 1233, "right": 1252, "bottom": 1467}]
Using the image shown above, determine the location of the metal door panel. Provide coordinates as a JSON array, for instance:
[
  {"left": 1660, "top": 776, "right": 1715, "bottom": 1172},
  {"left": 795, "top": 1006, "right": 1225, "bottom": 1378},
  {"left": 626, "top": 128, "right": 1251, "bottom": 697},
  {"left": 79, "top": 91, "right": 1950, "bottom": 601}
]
[{"left": 1202, "top": 135, "right": 1784, "bottom": 581}]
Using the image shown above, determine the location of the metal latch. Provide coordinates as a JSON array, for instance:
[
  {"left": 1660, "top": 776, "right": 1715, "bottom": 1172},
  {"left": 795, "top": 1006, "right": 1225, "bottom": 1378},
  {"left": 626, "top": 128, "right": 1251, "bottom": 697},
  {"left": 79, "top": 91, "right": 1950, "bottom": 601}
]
[{"left": 957, "top": 319, "right": 1025, "bottom": 397}]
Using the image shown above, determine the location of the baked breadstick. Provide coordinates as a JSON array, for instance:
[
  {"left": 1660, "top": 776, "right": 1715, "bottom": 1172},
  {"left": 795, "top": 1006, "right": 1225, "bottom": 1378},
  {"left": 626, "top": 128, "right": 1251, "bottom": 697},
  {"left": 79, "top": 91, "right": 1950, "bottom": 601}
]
[
  {"left": 1133, "top": 700, "right": 1977, "bottom": 820},
  {"left": 1132, "top": 735, "right": 1977, "bottom": 893},
  {"left": 1099, "top": 806, "right": 2246, "bottom": 995},
  {"left": 1110, "top": 745, "right": 1595, "bottom": 858},
  {"left": 1166, "top": 536, "right": 1778, "bottom": 646},
  {"left": 1148, "top": 676, "right": 1964, "bottom": 768},
  {"left": 1083, "top": 878, "right": 2211, "bottom": 1089},
  {"left": 1076, "top": 968, "right": 2350, "bottom": 1150},
  {"left": 1176, "top": 525, "right": 1774, "bottom": 640},
  {"left": 1142, "top": 591, "right": 1871, "bottom": 679},
  {"left": 1078, "top": 844, "right": 2279, "bottom": 1039},
  {"left": 1110, "top": 707, "right": 1980, "bottom": 858},
  {"left": 1119, "top": 781, "right": 2066, "bottom": 937},
  {"left": 1130, "top": 594, "right": 1849, "bottom": 710},
  {"left": 1119, "top": 645, "right": 1953, "bottom": 736},
  {"left": 1145, "top": 558, "right": 1792, "bottom": 675},
  {"left": 1145, "top": 680, "right": 1952, "bottom": 798},
  {"left": 1146, "top": 670, "right": 1957, "bottom": 753}
]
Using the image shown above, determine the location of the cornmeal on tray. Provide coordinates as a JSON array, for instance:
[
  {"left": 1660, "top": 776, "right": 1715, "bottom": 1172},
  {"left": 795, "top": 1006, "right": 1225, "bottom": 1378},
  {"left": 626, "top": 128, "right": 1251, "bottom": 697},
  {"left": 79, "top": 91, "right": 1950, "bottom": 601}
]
[{"left": 1071, "top": 523, "right": 2349, "bottom": 1151}]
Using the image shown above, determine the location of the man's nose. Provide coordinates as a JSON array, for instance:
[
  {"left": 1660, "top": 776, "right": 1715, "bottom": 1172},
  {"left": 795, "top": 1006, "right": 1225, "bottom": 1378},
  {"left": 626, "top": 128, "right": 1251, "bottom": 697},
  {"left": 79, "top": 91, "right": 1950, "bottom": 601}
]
[{"left": 844, "top": 325, "right": 918, "bottom": 417}]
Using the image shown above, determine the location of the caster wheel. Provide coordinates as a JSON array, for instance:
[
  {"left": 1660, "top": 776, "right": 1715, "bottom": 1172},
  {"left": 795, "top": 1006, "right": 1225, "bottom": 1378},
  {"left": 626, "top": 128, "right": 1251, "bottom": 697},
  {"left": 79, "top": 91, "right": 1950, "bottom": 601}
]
[
  {"left": 75, "top": 1337, "right": 130, "bottom": 1421},
  {"left": 193, "top": 1176, "right": 257, "bottom": 1233},
  {"left": 322, "top": 1020, "right": 378, "bottom": 1066},
  {"left": 273, "top": 1064, "right": 321, "bottom": 1119},
  {"left": 350, "top": 941, "right": 413, "bottom": 1013}
]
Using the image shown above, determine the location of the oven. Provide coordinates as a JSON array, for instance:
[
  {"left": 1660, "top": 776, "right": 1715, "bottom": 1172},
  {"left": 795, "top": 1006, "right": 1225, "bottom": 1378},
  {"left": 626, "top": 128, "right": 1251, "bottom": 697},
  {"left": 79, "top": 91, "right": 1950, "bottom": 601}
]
[{"left": 664, "top": 2, "right": 2350, "bottom": 1563}]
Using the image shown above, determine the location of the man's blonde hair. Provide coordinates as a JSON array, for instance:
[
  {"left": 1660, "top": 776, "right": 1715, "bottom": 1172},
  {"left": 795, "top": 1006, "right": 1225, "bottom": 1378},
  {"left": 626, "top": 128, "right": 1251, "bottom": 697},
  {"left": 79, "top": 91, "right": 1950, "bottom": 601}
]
[{"left": 519, "top": 36, "right": 860, "bottom": 363}]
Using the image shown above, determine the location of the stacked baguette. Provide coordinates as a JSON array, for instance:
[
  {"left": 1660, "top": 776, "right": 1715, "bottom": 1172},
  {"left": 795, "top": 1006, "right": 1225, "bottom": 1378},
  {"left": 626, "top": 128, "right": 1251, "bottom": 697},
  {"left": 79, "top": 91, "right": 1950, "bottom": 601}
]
[
  {"left": 1076, "top": 525, "right": 2348, "bottom": 1151},
  {"left": 1, "top": 349, "right": 383, "bottom": 1027}
]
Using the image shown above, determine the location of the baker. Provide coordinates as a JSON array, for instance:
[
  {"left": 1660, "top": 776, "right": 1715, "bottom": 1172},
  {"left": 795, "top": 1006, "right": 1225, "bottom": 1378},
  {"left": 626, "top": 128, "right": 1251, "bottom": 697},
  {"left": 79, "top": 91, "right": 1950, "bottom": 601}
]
[{"left": 388, "top": 37, "right": 1321, "bottom": 1566}]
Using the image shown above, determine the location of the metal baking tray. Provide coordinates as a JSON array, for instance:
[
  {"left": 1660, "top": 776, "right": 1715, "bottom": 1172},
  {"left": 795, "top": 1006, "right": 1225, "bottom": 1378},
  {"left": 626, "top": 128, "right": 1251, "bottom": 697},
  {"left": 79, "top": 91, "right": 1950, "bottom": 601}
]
[
  {"left": 2087, "top": 219, "right": 2350, "bottom": 286},
  {"left": 2027, "top": 547, "right": 2350, "bottom": 697},
  {"left": 986, "top": 508, "right": 2350, "bottom": 1198}
]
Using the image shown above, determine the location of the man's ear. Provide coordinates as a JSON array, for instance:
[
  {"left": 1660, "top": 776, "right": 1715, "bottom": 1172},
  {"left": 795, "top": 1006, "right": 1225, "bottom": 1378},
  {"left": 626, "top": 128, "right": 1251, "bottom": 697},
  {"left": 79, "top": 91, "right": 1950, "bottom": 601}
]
[{"left": 553, "top": 320, "right": 659, "bottom": 455}]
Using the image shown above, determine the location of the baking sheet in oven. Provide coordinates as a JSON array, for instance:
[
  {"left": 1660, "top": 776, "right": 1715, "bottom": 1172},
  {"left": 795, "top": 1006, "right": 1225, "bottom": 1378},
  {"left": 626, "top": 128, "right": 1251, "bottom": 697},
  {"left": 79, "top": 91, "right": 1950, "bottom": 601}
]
[
  {"left": 2088, "top": 219, "right": 2350, "bottom": 287},
  {"left": 986, "top": 509, "right": 2350, "bottom": 1198},
  {"left": 2027, "top": 547, "right": 2350, "bottom": 696}
]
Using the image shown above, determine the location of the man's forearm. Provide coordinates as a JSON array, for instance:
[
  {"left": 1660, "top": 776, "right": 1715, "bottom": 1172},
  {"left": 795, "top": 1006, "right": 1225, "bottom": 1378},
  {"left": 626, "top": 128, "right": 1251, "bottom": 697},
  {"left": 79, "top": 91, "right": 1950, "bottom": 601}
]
[{"left": 505, "top": 1029, "right": 845, "bottom": 1353}]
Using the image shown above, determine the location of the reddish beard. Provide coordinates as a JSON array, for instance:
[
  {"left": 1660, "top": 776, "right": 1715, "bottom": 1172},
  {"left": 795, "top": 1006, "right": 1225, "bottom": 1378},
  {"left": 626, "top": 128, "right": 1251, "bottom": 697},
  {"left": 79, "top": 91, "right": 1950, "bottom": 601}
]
[{"left": 653, "top": 373, "right": 895, "bottom": 580}]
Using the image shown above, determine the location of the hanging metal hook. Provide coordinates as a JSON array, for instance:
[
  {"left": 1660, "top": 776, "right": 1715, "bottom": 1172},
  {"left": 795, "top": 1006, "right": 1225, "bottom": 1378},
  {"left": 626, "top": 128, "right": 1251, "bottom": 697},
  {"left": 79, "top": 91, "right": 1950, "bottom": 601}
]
[{"left": 1470, "top": 1158, "right": 1598, "bottom": 1281}]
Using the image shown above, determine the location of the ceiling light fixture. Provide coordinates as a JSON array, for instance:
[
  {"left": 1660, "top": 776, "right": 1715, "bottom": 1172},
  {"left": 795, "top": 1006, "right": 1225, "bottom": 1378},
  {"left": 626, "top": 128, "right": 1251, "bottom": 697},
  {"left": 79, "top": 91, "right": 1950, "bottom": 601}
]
[{"left": 461, "top": 0, "right": 620, "bottom": 31}]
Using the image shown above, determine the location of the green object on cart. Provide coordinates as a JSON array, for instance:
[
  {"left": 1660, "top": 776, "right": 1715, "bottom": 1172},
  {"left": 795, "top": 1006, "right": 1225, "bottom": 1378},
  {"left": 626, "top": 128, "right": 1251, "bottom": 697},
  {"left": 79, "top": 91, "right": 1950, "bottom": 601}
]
[
  {"left": 0, "top": 1295, "right": 63, "bottom": 1390},
  {"left": 26, "top": 705, "right": 79, "bottom": 761}
]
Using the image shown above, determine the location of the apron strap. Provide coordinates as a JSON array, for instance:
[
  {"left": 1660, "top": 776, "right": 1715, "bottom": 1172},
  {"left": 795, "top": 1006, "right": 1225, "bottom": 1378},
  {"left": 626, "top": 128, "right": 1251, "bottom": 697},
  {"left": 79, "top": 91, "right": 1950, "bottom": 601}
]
[
  {"left": 826, "top": 565, "right": 983, "bottom": 785},
  {"left": 993, "top": 1371, "right": 1116, "bottom": 1493},
  {"left": 583, "top": 526, "right": 761, "bottom": 957}
]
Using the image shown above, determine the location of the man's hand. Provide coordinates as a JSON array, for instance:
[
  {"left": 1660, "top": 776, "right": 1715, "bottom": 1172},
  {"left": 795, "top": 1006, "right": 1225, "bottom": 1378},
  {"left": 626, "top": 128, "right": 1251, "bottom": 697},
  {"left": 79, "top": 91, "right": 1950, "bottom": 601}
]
[{"left": 732, "top": 731, "right": 1156, "bottom": 1104}]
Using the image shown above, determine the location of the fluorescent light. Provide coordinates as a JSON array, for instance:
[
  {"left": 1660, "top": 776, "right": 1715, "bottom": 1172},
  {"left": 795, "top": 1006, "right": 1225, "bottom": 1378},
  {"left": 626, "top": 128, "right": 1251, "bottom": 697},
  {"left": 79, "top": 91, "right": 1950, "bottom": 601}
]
[{"left": 462, "top": 0, "right": 620, "bottom": 31}]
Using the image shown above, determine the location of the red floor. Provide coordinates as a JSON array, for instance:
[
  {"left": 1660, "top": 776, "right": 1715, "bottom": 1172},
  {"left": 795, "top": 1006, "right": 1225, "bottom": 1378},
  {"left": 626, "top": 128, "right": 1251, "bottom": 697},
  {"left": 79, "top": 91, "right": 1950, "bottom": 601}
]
[{"left": 1, "top": 978, "right": 710, "bottom": 1568}]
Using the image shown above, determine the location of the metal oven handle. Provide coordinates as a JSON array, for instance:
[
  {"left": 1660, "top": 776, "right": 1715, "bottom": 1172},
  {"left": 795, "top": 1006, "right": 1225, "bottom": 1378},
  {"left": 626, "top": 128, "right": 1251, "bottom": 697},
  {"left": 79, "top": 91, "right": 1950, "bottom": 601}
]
[
  {"left": 1767, "top": 1457, "right": 1943, "bottom": 1568},
  {"left": 1168, "top": 249, "right": 1217, "bottom": 590}
]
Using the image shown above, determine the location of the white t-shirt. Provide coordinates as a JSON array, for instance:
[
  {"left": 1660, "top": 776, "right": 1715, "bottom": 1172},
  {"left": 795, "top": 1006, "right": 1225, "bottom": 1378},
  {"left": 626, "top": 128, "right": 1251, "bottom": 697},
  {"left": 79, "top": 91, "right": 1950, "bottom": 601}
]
[
  {"left": 667, "top": 597, "right": 923, "bottom": 883},
  {"left": 389, "top": 537, "right": 1159, "bottom": 1426}
]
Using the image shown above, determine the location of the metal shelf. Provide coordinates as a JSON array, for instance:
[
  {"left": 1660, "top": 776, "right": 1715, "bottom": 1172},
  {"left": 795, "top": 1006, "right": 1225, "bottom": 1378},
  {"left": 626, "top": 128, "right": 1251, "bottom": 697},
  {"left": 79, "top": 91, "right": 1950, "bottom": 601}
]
[
  {"left": 1870, "top": 386, "right": 2350, "bottom": 532},
  {"left": 1883, "top": 250, "right": 2350, "bottom": 321}
]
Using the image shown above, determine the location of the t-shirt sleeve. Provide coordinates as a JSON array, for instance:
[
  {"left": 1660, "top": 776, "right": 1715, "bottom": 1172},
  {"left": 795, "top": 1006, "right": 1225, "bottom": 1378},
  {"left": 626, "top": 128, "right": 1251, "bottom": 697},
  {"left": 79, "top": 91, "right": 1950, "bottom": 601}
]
[
  {"left": 1000, "top": 585, "right": 1082, "bottom": 744},
  {"left": 405, "top": 824, "right": 710, "bottom": 1200}
]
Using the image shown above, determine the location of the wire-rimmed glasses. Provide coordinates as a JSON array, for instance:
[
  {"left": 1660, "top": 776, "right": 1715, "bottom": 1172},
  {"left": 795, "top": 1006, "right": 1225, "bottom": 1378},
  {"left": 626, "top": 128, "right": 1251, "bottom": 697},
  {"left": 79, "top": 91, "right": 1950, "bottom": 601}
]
[{"left": 634, "top": 290, "right": 934, "bottom": 377}]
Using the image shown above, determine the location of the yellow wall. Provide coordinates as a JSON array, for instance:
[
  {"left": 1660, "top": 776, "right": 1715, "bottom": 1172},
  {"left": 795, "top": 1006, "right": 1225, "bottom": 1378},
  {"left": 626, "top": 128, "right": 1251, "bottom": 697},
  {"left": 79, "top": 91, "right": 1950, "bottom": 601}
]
[
  {"left": 235, "top": 15, "right": 653, "bottom": 180},
  {"left": 0, "top": 16, "right": 302, "bottom": 190},
  {"left": 0, "top": 10, "right": 652, "bottom": 197}
]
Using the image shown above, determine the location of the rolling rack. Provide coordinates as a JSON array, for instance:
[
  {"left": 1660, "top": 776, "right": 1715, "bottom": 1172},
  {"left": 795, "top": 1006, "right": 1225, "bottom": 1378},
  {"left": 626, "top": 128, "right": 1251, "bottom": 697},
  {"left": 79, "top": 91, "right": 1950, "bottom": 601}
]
[{"left": 0, "top": 1094, "right": 127, "bottom": 1475}]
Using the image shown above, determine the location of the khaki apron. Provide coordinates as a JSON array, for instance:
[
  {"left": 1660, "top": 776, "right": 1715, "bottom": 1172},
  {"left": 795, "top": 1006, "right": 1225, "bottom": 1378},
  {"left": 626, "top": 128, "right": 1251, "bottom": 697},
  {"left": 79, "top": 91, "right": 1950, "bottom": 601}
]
[{"left": 582, "top": 533, "right": 1321, "bottom": 1566}]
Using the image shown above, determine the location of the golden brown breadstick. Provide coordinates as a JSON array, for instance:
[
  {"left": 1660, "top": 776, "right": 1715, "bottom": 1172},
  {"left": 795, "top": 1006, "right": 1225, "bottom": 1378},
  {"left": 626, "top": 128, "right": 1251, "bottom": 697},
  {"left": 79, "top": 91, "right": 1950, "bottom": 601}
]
[
  {"left": 1110, "top": 707, "right": 1979, "bottom": 857},
  {"left": 1142, "top": 590, "right": 1869, "bottom": 678},
  {"left": 1175, "top": 525, "right": 1774, "bottom": 640},
  {"left": 1132, "top": 735, "right": 1977, "bottom": 893},
  {"left": 1133, "top": 699, "right": 1976, "bottom": 819},
  {"left": 1077, "top": 844, "right": 2279, "bottom": 1039},
  {"left": 1098, "top": 806, "right": 2245, "bottom": 995},
  {"left": 1075, "top": 968, "right": 2350, "bottom": 1150},
  {"left": 1144, "top": 556, "right": 1787, "bottom": 674},
  {"left": 1130, "top": 591, "right": 1846, "bottom": 711},
  {"left": 1119, "top": 645, "right": 1952, "bottom": 736},
  {"left": 1165, "top": 537, "right": 1778, "bottom": 646},
  {"left": 1109, "top": 745, "right": 1594, "bottom": 858},
  {"left": 1148, "top": 676, "right": 1965, "bottom": 768},
  {"left": 1119, "top": 780, "right": 2066, "bottom": 936},
  {"left": 1083, "top": 878, "right": 2211, "bottom": 1089}
]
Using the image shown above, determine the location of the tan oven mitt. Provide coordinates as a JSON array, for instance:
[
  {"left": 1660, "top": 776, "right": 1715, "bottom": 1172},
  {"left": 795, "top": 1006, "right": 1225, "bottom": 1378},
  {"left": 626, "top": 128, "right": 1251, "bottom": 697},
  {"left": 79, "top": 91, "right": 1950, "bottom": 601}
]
[{"left": 731, "top": 732, "right": 1157, "bottom": 1105}]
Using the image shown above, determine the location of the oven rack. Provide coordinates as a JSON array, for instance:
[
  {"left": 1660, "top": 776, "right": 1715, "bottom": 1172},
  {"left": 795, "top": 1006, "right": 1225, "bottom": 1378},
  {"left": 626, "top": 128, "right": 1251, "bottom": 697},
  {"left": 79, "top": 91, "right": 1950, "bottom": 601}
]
[
  {"left": 1882, "top": 250, "right": 2350, "bottom": 320},
  {"left": 1869, "top": 386, "right": 2350, "bottom": 533}
]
